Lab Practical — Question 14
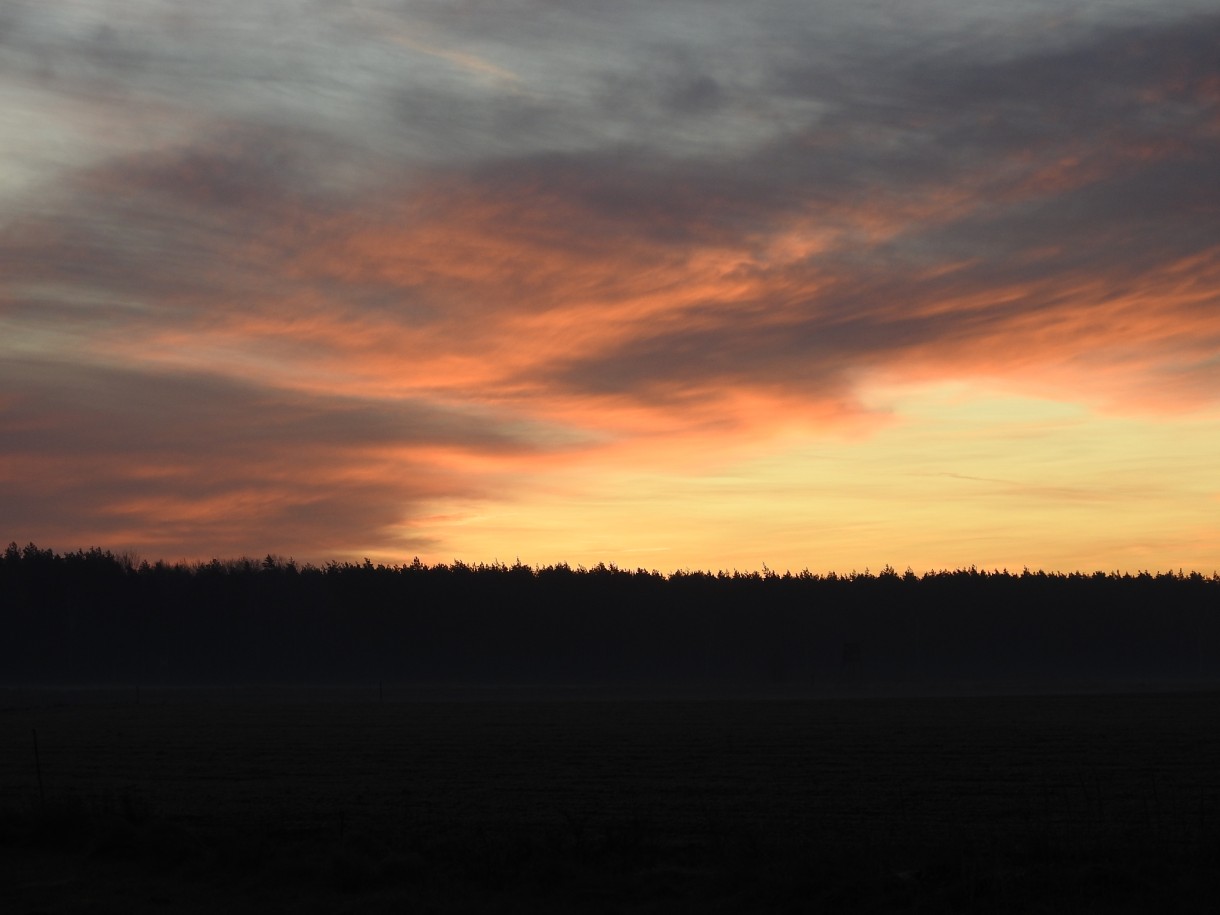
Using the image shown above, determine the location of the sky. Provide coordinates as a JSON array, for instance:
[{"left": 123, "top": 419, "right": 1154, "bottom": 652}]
[{"left": 1, "top": 0, "right": 1218, "bottom": 573}]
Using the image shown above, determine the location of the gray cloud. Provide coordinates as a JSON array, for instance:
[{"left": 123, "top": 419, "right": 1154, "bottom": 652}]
[
  {"left": 510, "top": 14, "right": 1220, "bottom": 405},
  {"left": 0, "top": 357, "right": 540, "bottom": 558},
  {"left": 0, "top": 359, "right": 531, "bottom": 457},
  {"left": 10, "top": 10, "right": 1214, "bottom": 399},
  {"left": 2, "top": 1, "right": 1217, "bottom": 560}
]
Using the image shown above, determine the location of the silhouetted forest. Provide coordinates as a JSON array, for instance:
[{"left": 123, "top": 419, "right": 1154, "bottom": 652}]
[{"left": 3, "top": 543, "right": 1218, "bottom": 690}]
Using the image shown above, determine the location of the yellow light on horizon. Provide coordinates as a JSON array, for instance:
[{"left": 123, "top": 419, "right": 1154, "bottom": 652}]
[{"left": 387, "top": 381, "right": 1220, "bottom": 575}]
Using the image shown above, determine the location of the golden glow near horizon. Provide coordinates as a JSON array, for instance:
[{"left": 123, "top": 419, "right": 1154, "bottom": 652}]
[
  {"left": 394, "top": 383, "right": 1220, "bottom": 574},
  {"left": 2, "top": 2, "right": 1218, "bottom": 573}
]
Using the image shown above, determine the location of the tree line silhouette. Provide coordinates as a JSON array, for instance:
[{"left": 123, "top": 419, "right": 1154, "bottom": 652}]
[{"left": 3, "top": 542, "right": 1218, "bottom": 690}]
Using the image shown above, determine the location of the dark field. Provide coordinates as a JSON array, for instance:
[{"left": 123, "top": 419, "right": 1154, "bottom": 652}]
[{"left": 3, "top": 690, "right": 1219, "bottom": 913}]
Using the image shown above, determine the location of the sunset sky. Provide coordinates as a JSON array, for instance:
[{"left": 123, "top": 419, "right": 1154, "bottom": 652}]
[{"left": 2, "top": 1, "right": 1218, "bottom": 573}]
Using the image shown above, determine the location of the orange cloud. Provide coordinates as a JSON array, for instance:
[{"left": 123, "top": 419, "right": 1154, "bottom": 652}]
[{"left": 5, "top": 10, "right": 1218, "bottom": 567}]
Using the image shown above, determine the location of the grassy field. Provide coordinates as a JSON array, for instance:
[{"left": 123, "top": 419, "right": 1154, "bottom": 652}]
[{"left": 3, "top": 689, "right": 1219, "bottom": 912}]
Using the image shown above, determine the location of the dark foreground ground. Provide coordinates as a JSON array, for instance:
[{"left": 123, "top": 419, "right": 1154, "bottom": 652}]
[{"left": 2, "top": 689, "right": 1219, "bottom": 913}]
